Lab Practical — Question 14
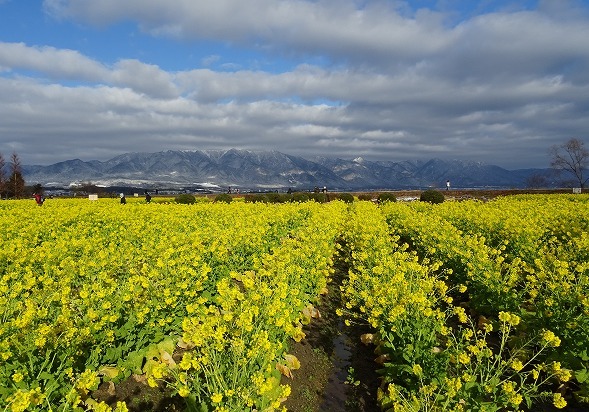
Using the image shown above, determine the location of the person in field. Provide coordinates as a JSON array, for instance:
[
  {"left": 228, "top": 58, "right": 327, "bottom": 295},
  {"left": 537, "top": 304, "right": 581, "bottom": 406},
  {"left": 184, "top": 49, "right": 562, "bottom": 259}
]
[
  {"left": 33, "top": 192, "right": 44, "bottom": 206},
  {"left": 120, "top": 193, "right": 126, "bottom": 204}
]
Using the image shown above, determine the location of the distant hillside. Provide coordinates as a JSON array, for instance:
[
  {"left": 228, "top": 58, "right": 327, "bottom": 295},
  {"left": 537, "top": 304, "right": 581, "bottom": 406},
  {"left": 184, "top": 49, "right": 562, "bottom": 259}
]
[{"left": 22, "top": 149, "right": 558, "bottom": 190}]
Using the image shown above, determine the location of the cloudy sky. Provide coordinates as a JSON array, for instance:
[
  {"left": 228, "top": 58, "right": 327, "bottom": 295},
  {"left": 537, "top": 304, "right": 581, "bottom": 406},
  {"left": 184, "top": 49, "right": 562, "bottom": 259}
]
[{"left": 1, "top": 0, "right": 589, "bottom": 169}]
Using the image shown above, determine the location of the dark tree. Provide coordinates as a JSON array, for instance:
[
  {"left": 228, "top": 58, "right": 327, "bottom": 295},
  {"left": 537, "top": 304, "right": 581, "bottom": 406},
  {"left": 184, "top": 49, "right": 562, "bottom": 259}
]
[
  {"left": 526, "top": 173, "right": 548, "bottom": 189},
  {"left": 550, "top": 138, "right": 589, "bottom": 189},
  {"left": 0, "top": 152, "right": 5, "bottom": 199},
  {"left": 420, "top": 189, "right": 445, "bottom": 204},
  {"left": 6, "top": 152, "right": 25, "bottom": 199}
]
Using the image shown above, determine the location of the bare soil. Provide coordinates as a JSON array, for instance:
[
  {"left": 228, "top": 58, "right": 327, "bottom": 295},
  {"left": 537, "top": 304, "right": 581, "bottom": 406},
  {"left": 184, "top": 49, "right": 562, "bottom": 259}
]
[
  {"left": 92, "top": 374, "right": 184, "bottom": 411},
  {"left": 283, "top": 258, "right": 380, "bottom": 412}
]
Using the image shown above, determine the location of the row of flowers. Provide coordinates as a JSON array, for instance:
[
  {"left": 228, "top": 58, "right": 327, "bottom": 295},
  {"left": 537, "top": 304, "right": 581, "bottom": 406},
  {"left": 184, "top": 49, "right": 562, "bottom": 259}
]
[
  {"left": 337, "top": 195, "right": 589, "bottom": 411},
  {"left": 0, "top": 199, "right": 347, "bottom": 411},
  {"left": 2, "top": 194, "right": 588, "bottom": 411}
]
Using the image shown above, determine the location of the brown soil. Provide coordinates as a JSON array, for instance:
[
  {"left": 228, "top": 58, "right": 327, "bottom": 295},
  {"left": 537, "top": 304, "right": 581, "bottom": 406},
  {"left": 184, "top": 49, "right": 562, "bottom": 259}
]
[
  {"left": 283, "top": 257, "right": 380, "bottom": 412},
  {"left": 281, "top": 340, "right": 332, "bottom": 412},
  {"left": 92, "top": 374, "right": 184, "bottom": 411},
  {"left": 388, "top": 188, "right": 574, "bottom": 200}
]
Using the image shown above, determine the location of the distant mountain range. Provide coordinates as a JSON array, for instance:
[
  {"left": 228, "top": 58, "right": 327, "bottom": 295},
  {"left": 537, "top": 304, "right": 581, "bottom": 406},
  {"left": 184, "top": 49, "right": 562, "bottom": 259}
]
[{"left": 22, "top": 149, "right": 558, "bottom": 191}]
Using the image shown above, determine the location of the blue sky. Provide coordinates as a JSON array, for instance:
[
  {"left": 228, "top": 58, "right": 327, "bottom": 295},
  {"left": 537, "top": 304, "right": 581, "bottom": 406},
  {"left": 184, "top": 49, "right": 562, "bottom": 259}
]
[{"left": 1, "top": 0, "right": 589, "bottom": 169}]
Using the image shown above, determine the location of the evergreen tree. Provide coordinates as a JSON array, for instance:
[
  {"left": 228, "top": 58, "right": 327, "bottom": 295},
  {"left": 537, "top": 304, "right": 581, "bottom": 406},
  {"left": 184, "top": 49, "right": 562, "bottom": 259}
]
[
  {"left": 6, "top": 153, "right": 25, "bottom": 199},
  {"left": 0, "top": 152, "right": 5, "bottom": 199}
]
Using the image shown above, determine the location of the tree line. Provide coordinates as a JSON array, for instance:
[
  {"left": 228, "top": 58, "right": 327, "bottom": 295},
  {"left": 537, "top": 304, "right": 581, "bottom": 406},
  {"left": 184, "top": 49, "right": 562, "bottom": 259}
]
[{"left": 0, "top": 152, "right": 26, "bottom": 199}]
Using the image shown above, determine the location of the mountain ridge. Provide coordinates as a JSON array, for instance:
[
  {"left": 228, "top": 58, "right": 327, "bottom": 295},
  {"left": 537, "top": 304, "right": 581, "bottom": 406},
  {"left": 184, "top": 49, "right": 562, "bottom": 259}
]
[{"left": 22, "top": 149, "right": 556, "bottom": 190}]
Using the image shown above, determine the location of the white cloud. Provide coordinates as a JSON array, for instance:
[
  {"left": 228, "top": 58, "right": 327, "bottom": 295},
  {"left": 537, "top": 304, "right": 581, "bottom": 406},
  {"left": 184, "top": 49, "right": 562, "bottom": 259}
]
[
  {"left": 1, "top": 1, "right": 588, "bottom": 169},
  {"left": 39, "top": 0, "right": 589, "bottom": 87},
  {"left": 41, "top": 1, "right": 454, "bottom": 60},
  {"left": 0, "top": 42, "right": 108, "bottom": 80},
  {"left": 111, "top": 59, "right": 179, "bottom": 98},
  {"left": 0, "top": 42, "right": 179, "bottom": 98}
]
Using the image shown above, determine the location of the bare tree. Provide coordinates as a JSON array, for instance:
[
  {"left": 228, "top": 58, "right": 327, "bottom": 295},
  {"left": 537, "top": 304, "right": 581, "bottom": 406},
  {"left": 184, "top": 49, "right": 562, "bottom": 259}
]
[
  {"left": 526, "top": 173, "right": 548, "bottom": 189},
  {"left": 549, "top": 138, "right": 589, "bottom": 189}
]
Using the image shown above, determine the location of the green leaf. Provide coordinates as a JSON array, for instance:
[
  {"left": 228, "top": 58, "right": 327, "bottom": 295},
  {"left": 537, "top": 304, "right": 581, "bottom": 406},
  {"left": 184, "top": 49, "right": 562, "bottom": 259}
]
[
  {"left": 125, "top": 350, "right": 146, "bottom": 374},
  {"left": 105, "top": 347, "right": 123, "bottom": 363},
  {"left": 38, "top": 371, "right": 54, "bottom": 381},
  {"left": 145, "top": 344, "right": 160, "bottom": 360},
  {"left": 575, "top": 367, "right": 589, "bottom": 383},
  {"left": 0, "top": 387, "right": 12, "bottom": 397},
  {"left": 157, "top": 337, "right": 176, "bottom": 356},
  {"left": 98, "top": 365, "right": 120, "bottom": 379},
  {"left": 464, "top": 381, "right": 476, "bottom": 391},
  {"left": 479, "top": 401, "right": 500, "bottom": 412},
  {"left": 143, "top": 359, "right": 158, "bottom": 375},
  {"left": 524, "top": 394, "right": 533, "bottom": 409}
]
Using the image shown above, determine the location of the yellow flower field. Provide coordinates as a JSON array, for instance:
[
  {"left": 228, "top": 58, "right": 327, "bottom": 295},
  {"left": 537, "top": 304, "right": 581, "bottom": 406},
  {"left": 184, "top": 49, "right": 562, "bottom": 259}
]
[
  {"left": 1, "top": 194, "right": 588, "bottom": 411},
  {"left": 0, "top": 198, "right": 347, "bottom": 411}
]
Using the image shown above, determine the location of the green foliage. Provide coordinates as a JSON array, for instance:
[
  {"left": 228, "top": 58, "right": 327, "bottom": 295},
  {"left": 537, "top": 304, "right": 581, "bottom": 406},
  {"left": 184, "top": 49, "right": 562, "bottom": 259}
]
[
  {"left": 244, "top": 193, "right": 293, "bottom": 203},
  {"left": 214, "top": 193, "right": 233, "bottom": 203},
  {"left": 357, "top": 193, "right": 374, "bottom": 201},
  {"left": 420, "top": 189, "right": 445, "bottom": 204},
  {"left": 336, "top": 193, "right": 355, "bottom": 203},
  {"left": 377, "top": 192, "right": 397, "bottom": 203},
  {"left": 266, "top": 193, "right": 291, "bottom": 203},
  {"left": 310, "top": 193, "right": 329, "bottom": 203},
  {"left": 174, "top": 194, "right": 197, "bottom": 204},
  {"left": 244, "top": 194, "right": 268, "bottom": 203},
  {"left": 291, "top": 192, "right": 310, "bottom": 202}
]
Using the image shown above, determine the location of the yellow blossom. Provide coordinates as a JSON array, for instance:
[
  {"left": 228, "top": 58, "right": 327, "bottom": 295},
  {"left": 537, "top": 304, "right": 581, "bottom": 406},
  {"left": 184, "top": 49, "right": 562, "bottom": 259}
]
[
  {"left": 114, "top": 402, "right": 129, "bottom": 412},
  {"left": 501, "top": 381, "right": 516, "bottom": 394},
  {"left": 542, "top": 330, "right": 561, "bottom": 347},
  {"left": 511, "top": 359, "right": 524, "bottom": 372},
  {"left": 458, "top": 352, "right": 470, "bottom": 364},
  {"left": 178, "top": 386, "right": 190, "bottom": 397},
  {"left": 498, "top": 311, "right": 520, "bottom": 326},
  {"left": 454, "top": 306, "right": 468, "bottom": 323},
  {"left": 553, "top": 393, "right": 567, "bottom": 409}
]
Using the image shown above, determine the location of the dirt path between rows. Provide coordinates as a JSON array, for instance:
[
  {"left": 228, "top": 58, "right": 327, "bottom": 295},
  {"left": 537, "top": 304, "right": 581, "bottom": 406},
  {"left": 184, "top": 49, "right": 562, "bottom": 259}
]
[{"left": 283, "top": 257, "right": 380, "bottom": 412}]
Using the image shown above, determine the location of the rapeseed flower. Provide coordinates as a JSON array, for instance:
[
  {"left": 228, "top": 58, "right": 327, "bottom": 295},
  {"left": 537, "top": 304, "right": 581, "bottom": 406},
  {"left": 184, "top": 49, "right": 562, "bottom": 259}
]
[
  {"left": 510, "top": 359, "right": 524, "bottom": 372},
  {"left": 553, "top": 393, "right": 567, "bottom": 409},
  {"left": 541, "top": 330, "right": 561, "bottom": 347}
]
